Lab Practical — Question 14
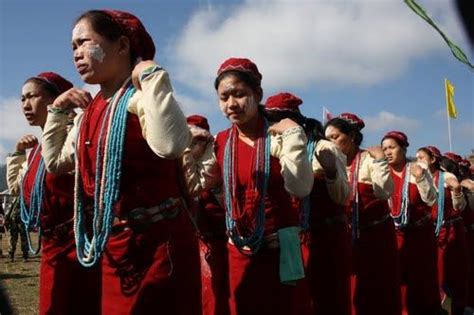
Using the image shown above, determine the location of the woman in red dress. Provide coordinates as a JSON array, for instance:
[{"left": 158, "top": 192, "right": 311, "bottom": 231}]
[
  {"left": 382, "top": 131, "right": 441, "bottom": 315},
  {"left": 264, "top": 92, "right": 351, "bottom": 315},
  {"left": 41, "top": 10, "right": 201, "bottom": 314},
  {"left": 416, "top": 146, "right": 467, "bottom": 315},
  {"left": 7, "top": 72, "right": 101, "bottom": 315},
  {"left": 325, "top": 114, "right": 401, "bottom": 315},
  {"left": 213, "top": 58, "right": 314, "bottom": 315},
  {"left": 458, "top": 158, "right": 474, "bottom": 311},
  {"left": 183, "top": 114, "right": 230, "bottom": 315}
]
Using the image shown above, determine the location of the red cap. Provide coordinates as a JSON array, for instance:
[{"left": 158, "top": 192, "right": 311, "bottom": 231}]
[
  {"left": 444, "top": 152, "right": 463, "bottom": 164},
  {"left": 265, "top": 93, "right": 302, "bottom": 112},
  {"left": 187, "top": 115, "right": 210, "bottom": 132},
  {"left": 339, "top": 112, "right": 365, "bottom": 130},
  {"left": 217, "top": 58, "right": 262, "bottom": 85},
  {"left": 103, "top": 10, "right": 155, "bottom": 61},
  {"left": 382, "top": 131, "right": 409, "bottom": 148},
  {"left": 425, "top": 146, "right": 441, "bottom": 158},
  {"left": 35, "top": 72, "right": 73, "bottom": 94},
  {"left": 459, "top": 159, "right": 471, "bottom": 169}
]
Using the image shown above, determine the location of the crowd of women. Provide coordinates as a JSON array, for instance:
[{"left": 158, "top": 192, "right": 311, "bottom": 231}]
[{"left": 4, "top": 8, "right": 474, "bottom": 315}]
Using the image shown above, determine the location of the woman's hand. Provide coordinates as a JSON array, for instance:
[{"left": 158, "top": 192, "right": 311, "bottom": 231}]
[
  {"left": 316, "top": 148, "right": 337, "bottom": 179},
  {"left": 15, "top": 135, "right": 38, "bottom": 153},
  {"left": 445, "top": 176, "right": 461, "bottom": 191},
  {"left": 268, "top": 118, "right": 299, "bottom": 135},
  {"left": 52, "top": 88, "right": 92, "bottom": 110},
  {"left": 132, "top": 60, "right": 157, "bottom": 91},
  {"left": 410, "top": 163, "right": 425, "bottom": 181},
  {"left": 367, "top": 145, "right": 385, "bottom": 160}
]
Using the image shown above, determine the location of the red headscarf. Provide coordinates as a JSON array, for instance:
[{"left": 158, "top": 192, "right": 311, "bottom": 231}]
[
  {"left": 444, "top": 152, "right": 463, "bottom": 164},
  {"left": 34, "top": 72, "right": 73, "bottom": 94},
  {"left": 187, "top": 115, "right": 210, "bottom": 132},
  {"left": 265, "top": 93, "right": 302, "bottom": 112},
  {"left": 102, "top": 10, "right": 155, "bottom": 61},
  {"left": 339, "top": 112, "right": 365, "bottom": 130},
  {"left": 425, "top": 145, "right": 441, "bottom": 158},
  {"left": 217, "top": 57, "right": 262, "bottom": 86},
  {"left": 382, "top": 130, "right": 409, "bottom": 148}
]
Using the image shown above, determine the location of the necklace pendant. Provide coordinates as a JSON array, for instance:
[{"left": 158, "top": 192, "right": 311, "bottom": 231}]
[{"left": 85, "top": 140, "right": 91, "bottom": 146}]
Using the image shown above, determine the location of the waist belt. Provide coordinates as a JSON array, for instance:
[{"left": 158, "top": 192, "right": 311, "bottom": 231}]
[
  {"left": 359, "top": 214, "right": 391, "bottom": 230},
  {"left": 313, "top": 213, "right": 347, "bottom": 229},
  {"left": 399, "top": 213, "right": 432, "bottom": 231},
  {"left": 115, "top": 197, "right": 183, "bottom": 233},
  {"left": 228, "top": 232, "right": 280, "bottom": 251},
  {"left": 42, "top": 218, "right": 74, "bottom": 240},
  {"left": 441, "top": 216, "right": 463, "bottom": 227}
]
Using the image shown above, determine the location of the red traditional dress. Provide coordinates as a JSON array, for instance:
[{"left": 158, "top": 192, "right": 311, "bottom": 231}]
[
  {"left": 42, "top": 67, "right": 201, "bottom": 314},
  {"left": 215, "top": 118, "right": 313, "bottom": 315},
  {"left": 196, "top": 189, "right": 230, "bottom": 315},
  {"left": 432, "top": 170, "right": 468, "bottom": 315},
  {"left": 462, "top": 184, "right": 474, "bottom": 308},
  {"left": 302, "top": 139, "right": 352, "bottom": 315},
  {"left": 389, "top": 161, "right": 440, "bottom": 315},
  {"left": 7, "top": 145, "right": 101, "bottom": 315},
  {"left": 348, "top": 150, "right": 401, "bottom": 315}
]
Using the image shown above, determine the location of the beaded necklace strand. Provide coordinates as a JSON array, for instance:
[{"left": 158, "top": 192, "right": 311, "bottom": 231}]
[
  {"left": 300, "top": 132, "right": 315, "bottom": 230},
  {"left": 434, "top": 171, "right": 445, "bottom": 236},
  {"left": 223, "top": 118, "right": 270, "bottom": 253},
  {"left": 74, "top": 79, "right": 135, "bottom": 267},
  {"left": 19, "top": 145, "right": 45, "bottom": 254},
  {"left": 389, "top": 162, "right": 411, "bottom": 228},
  {"left": 350, "top": 151, "right": 362, "bottom": 241}
]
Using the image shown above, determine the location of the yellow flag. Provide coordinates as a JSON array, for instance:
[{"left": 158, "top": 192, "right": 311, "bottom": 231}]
[{"left": 445, "top": 79, "right": 457, "bottom": 119}]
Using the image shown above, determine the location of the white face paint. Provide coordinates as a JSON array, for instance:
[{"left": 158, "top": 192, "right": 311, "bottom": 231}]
[
  {"left": 72, "top": 24, "right": 86, "bottom": 41},
  {"left": 87, "top": 44, "right": 106, "bottom": 63}
]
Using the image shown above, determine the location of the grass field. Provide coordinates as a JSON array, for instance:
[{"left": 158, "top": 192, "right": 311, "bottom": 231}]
[{"left": 0, "top": 234, "right": 40, "bottom": 315}]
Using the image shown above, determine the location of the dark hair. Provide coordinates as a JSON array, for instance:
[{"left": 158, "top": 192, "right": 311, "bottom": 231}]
[
  {"left": 324, "top": 118, "right": 363, "bottom": 146},
  {"left": 263, "top": 109, "right": 325, "bottom": 142},
  {"left": 417, "top": 147, "right": 440, "bottom": 170},
  {"left": 23, "top": 78, "right": 61, "bottom": 98},
  {"left": 214, "top": 70, "right": 261, "bottom": 93},
  {"left": 439, "top": 156, "right": 460, "bottom": 178},
  {"left": 75, "top": 10, "right": 136, "bottom": 64}
]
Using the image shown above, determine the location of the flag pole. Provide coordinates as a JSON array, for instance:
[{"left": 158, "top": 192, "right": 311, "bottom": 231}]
[{"left": 445, "top": 78, "right": 453, "bottom": 151}]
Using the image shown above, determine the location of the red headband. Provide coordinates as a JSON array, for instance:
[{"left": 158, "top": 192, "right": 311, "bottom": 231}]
[
  {"left": 217, "top": 57, "right": 262, "bottom": 86},
  {"left": 444, "top": 152, "right": 463, "bottom": 164},
  {"left": 103, "top": 10, "right": 155, "bottom": 61},
  {"left": 35, "top": 72, "right": 73, "bottom": 94},
  {"left": 265, "top": 93, "right": 302, "bottom": 112},
  {"left": 187, "top": 115, "right": 210, "bottom": 132},
  {"left": 425, "top": 145, "right": 441, "bottom": 158},
  {"left": 382, "top": 131, "right": 409, "bottom": 148},
  {"left": 339, "top": 112, "right": 365, "bottom": 130}
]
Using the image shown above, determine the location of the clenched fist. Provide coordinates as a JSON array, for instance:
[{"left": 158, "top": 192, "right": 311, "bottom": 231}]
[{"left": 15, "top": 135, "right": 38, "bottom": 152}]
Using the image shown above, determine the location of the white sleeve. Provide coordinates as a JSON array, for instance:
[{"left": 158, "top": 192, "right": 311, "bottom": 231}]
[
  {"left": 270, "top": 126, "right": 313, "bottom": 198},
  {"left": 127, "top": 65, "right": 191, "bottom": 159},
  {"left": 42, "top": 111, "right": 79, "bottom": 174}
]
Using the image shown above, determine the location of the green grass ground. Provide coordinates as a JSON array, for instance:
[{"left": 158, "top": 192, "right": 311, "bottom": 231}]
[{"left": 0, "top": 234, "right": 40, "bottom": 315}]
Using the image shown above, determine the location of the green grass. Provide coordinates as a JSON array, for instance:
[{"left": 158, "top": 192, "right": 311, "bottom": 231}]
[{"left": 0, "top": 235, "right": 40, "bottom": 315}]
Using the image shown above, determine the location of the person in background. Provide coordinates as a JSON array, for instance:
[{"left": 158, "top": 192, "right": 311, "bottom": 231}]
[
  {"left": 326, "top": 114, "right": 401, "bottom": 315},
  {"left": 382, "top": 131, "right": 441, "bottom": 315},
  {"left": 416, "top": 147, "right": 467, "bottom": 315},
  {"left": 6, "top": 72, "right": 101, "bottom": 314}
]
